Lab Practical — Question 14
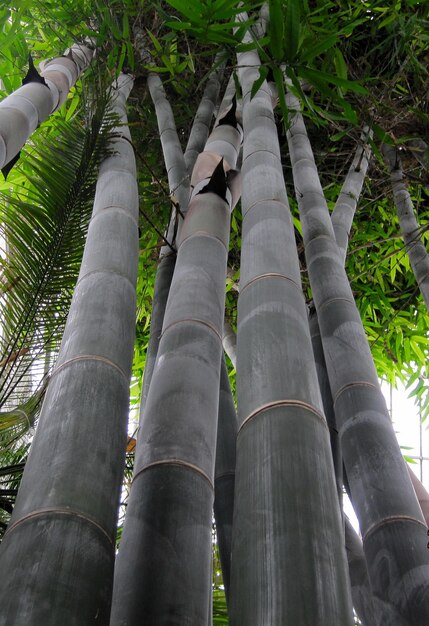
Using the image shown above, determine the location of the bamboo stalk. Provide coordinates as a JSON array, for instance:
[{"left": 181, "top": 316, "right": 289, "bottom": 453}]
[
  {"left": 0, "top": 42, "right": 94, "bottom": 171},
  {"left": 331, "top": 128, "right": 372, "bottom": 263},
  {"left": 309, "top": 308, "right": 343, "bottom": 506},
  {"left": 229, "top": 21, "right": 353, "bottom": 625},
  {"left": 383, "top": 143, "right": 429, "bottom": 309},
  {"left": 311, "top": 130, "right": 372, "bottom": 507},
  {"left": 137, "top": 61, "right": 224, "bottom": 408},
  {"left": 138, "top": 72, "right": 191, "bottom": 405},
  {"left": 222, "top": 318, "right": 237, "bottom": 368},
  {"left": 409, "top": 466, "right": 429, "bottom": 525},
  {"left": 286, "top": 88, "right": 429, "bottom": 624},
  {"left": 344, "top": 517, "right": 382, "bottom": 626},
  {"left": 214, "top": 357, "right": 238, "bottom": 604},
  {"left": 148, "top": 73, "right": 190, "bottom": 219},
  {"left": 110, "top": 98, "right": 241, "bottom": 625},
  {"left": 0, "top": 73, "right": 138, "bottom": 625},
  {"left": 184, "top": 57, "right": 224, "bottom": 175}
]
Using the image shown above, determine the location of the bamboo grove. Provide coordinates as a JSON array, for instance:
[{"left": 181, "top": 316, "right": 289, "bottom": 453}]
[{"left": 1, "top": 1, "right": 429, "bottom": 624}]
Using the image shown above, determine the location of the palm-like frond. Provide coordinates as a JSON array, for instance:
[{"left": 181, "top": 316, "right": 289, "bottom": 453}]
[{"left": 0, "top": 443, "right": 28, "bottom": 539}]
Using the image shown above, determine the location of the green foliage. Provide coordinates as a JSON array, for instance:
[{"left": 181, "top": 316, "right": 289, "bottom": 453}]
[
  {"left": 0, "top": 443, "right": 28, "bottom": 539},
  {"left": 164, "top": 0, "right": 254, "bottom": 44}
]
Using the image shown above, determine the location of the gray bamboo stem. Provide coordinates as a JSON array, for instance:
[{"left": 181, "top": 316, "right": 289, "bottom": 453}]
[
  {"left": 185, "top": 57, "right": 224, "bottom": 174},
  {"left": 286, "top": 88, "right": 429, "bottom": 624},
  {"left": 383, "top": 143, "right": 429, "bottom": 309},
  {"left": 110, "top": 101, "right": 241, "bottom": 626},
  {"left": 409, "top": 466, "right": 429, "bottom": 525},
  {"left": 0, "top": 42, "right": 94, "bottom": 170},
  {"left": 0, "top": 73, "right": 138, "bottom": 624},
  {"left": 141, "top": 65, "right": 224, "bottom": 407},
  {"left": 345, "top": 517, "right": 383, "bottom": 626},
  {"left": 147, "top": 72, "right": 190, "bottom": 222},
  {"left": 229, "top": 18, "right": 353, "bottom": 625},
  {"left": 138, "top": 72, "right": 191, "bottom": 405},
  {"left": 214, "top": 357, "right": 238, "bottom": 604},
  {"left": 331, "top": 128, "right": 372, "bottom": 263}
]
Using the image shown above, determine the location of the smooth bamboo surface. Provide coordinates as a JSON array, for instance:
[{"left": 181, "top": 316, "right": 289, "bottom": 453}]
[
  {"left": 331, "top": 128, "right": 372, "bottom": 263},
  {"left": 0, "top": 42, "right": 94, "bottom": 170},
  {"left": 214, "top": 357, "right": 238, "bottom": 602},
  {"left": 110, "top": 112, "right": 241, "bottom": 625},
  {"left": 229, "top": 27, "right": 353, "bottom": 625},
  {"left": 287, "top": 88, "right": 429, "bottom": 624},
  {"left": 0, "top": 74, "right": 138, "bottom": 625},
  {"left": 383, "top": 143, "right": 429, "bottom": 309}
]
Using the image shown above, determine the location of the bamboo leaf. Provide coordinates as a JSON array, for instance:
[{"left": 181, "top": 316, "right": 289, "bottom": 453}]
[
  {"left": 284, "top": 0, "right": 301, "bottom": 62},
  {"left": 300, "top": 34, "right": 338, "bottom": 62},
  {"left": 164, "top": 0, "right": 202, "bottom": 22},
  {"left": 250, "top": 65, "right": 268, "bottom": 100},
  {"left": 334, "top": 48, "right": 348, "bottom": 80},
  {"left": 268, "top": 0, "right": 284, "bottom": 61},
  {"left": 298, "top": 66, "right": 368, "bottom": 94}
]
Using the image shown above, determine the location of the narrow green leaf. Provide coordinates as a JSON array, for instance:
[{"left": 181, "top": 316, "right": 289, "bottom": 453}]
[
  {"left": 164, "top": 0, "right": 202, "bottom": 22},
  {"left": 284, "top": 0, "right": 301, "bottom": 62},
  {"left": 273, "top": 65, "right": 288, "bottom": 125},
  {"left": 65, "top": 94, "right": 80, "bottom": 121},
  {"left": 268, "top": 0, "right": 284, "bottom": 61},
  {"left": 298, "top": 66, "right": 368, "bottom": 94},
  {"left": 250, "top": 66, "right": 268, "bottom": 100},
  {"left": 122, "top": 13, "right": 130, "bottom": 39},
  {"left": 334, "top": 49, "right": 348, "bottom": 81},
  {"left": 300, "top": 34, "right": 338, "bottom": 62},
  {"left": 236, "top": 36, "right": 270, "bottom": 52},
  {"left": 146, "top": 30, "right": 163, "bottom": 53}
]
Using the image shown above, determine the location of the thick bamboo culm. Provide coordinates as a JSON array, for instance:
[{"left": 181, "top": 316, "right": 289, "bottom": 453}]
[
  {"left": 139, "top": 62, "right": 223, "bottom": 414},
  {"left": 110, "top": 95, "right": 241, "bottom": 625},
  {"left": 286, "top": 88, "right": 429, "bottom": 624},
  {"left": 331, "top": 127, "right": 372, "bottom": 263},
  {"left": 0, "top": 42, "right": 94, "bottom": 171},
  {"left": 229, "top": 20, "right": 353, "bottom": 625},
  {"left": 214, "top": 356, "right": 238, "bottom": 603},
  {"left": 0, "top": 74, "right": 138, "bottom": 624},
  {"left": 383, "top": 143, "right": 429, "bottom": 310}
]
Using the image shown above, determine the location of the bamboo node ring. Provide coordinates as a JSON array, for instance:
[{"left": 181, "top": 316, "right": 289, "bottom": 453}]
[
  {"left": 133, "top": 459, "right": 213, "bottom": 489},
  {"left": 4, "top": 507, "right": 114, "bottom": 546},
  {"left": 240, "top": 272, "right": 301, "bottom": 294},
  {"left": 316, "top": 296, "right": 355, "bottom": 314},
  {"left": 238, "top": 399, "right": 327, "bottom": 435},
  {"left": 333, "top": 380, "right": 378, "bottom": 405},
  {"left": 363, "top": 515, "right": 427, "bottom": 542},
  {"left": 161, "top": 317, "right": 222, "bottom": 342},
  {"left": 51, "top": 355, "right": 128, "bottom": 382}
]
